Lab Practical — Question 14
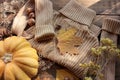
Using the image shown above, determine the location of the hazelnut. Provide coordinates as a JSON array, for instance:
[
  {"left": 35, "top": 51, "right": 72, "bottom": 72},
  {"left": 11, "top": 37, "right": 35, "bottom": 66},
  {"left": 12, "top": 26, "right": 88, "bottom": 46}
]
[
  {"left": 29, "top": 12, "right": 35, "bottom": 18},
  {"left": 27, "top": 18, "right": 35, "bottom": 27},
  {"left": 26, "top": 7, "right": 34, "bottom": 14}
]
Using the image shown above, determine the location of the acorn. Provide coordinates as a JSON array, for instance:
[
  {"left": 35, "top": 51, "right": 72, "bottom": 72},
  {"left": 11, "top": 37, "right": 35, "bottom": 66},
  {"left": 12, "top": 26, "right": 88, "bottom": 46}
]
[
  {"left": 27, "top": 18, "right": 35, "bottom": 27},
  {"left": 26, "top": 7, "right": 34, "bottom": 15},
  {"left": 28, "top": 12, "right": 35, "bottom": 18}
]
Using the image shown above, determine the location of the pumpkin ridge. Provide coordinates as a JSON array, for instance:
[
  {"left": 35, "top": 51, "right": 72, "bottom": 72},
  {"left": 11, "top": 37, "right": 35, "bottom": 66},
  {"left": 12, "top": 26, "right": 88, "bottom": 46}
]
[
  {"left": 12, "top": 40, "right": 31, "bottom": 53},
  {"left": 13, "top": 57, "right": 38, "bottom": 68},
  {"left": 4, "top": 63, "right": 15, "bottom": 80},
  {"left": 15, "top": 62, "right": 38, "bottom": 78},
  {"left": 0, "top": 60, "right": 5, "bottom": 79},
  {"left": 13, "top": 47, "right": 38, "bottom": 60},
  {"left": 0, "top": 41, "right": 5, "bottom": 57},
  {"left": 10, "top": 62, "right": 31, "bottom": 80}
]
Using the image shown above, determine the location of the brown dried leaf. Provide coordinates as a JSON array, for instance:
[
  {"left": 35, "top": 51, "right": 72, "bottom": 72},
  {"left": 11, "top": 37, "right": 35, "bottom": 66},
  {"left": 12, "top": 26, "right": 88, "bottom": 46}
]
[
  {"left": 57, "top": 27, "right": 83, "bottom": 55},
  {"left": 35, "top": 72, "right": 54, "bottom": 80},
  {"left": 56, "top": 69, "right": 79, "bottom": 80}
]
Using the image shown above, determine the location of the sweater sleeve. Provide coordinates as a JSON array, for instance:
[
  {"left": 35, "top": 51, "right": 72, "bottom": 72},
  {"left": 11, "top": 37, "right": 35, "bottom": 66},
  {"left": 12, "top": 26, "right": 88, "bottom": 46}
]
[
  {"left": 102, "top": 18, "right": 120, "bottom": 35},
  {"left": 59, "top": 0, "right": 96, "bottom": 26},
  {"left": 35, "top": 0, "right": 55, "bottom": 41}
]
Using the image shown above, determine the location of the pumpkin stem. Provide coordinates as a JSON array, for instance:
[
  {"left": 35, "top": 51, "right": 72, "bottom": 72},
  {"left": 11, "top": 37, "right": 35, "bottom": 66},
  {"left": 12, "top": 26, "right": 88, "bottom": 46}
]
[{"left": 1, "top": 53, "right": 12, "bottom": 63}]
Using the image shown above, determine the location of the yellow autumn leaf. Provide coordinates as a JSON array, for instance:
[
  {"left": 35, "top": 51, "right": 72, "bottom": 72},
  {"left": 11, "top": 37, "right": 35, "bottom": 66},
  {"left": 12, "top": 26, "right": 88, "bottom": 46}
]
[
  {"left": 57, "top": 27, "right": 83, "bottom": 55},
  {"left": 56, "top": 69, "right": 79, "bottom": 80}
]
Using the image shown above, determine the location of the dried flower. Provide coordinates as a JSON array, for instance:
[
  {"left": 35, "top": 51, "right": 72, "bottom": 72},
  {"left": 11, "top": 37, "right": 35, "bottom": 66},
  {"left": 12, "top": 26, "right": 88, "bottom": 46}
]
[{"left": 84, "top": 77, "right": 93, "bottom": 80}]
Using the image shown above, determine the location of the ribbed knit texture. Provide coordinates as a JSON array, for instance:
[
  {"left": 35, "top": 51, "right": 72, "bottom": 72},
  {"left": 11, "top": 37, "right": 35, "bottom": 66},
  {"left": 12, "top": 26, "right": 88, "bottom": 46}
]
[
  {"left": 34, "top": 0, "right": 55, "bottom": 41},
  {"left": 25, "top": 0, "right": 100, "bottom": 79},
  {"left": 27, "top": 26, "right": 99, "bottom": 78},
  {"left": 102, "top": 18, "right": 120, "bottom": 35},
  {"left": 90, "top": 24, "right": 101, "bottom": 36},
  {"left": 101, "top": 18, "right": 119, "bottom": 80},
  {"left": 53, "top": 11, "right": 101, "bottom": 37},
  {"left": 59, "top": 0, "right": 96, "bottom": 26}
]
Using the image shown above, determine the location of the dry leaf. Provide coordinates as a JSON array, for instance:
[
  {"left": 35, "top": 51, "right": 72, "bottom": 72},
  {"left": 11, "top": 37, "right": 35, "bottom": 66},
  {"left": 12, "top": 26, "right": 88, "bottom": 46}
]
[
  {"left": 35, "top": 72, "right": 54, "bottom": 80},
  {"left": 56, "top": 69, "right": 79, "bottom": 80},
  {"left": 57, "top": 27, "right": 83, "bottom": 55}
]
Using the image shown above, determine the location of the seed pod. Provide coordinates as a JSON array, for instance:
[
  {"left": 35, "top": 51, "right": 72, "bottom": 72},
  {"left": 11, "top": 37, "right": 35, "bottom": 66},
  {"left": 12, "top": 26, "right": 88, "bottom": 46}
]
[{"left": 27, "top": 18, "right": 35, "bottom": 27}]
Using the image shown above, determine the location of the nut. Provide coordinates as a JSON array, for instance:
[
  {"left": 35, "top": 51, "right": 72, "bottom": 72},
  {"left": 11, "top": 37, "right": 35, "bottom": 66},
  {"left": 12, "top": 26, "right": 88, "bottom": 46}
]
[
  {"left": 29, "top": 12, "right": 35, "bottom": 18},
  {"left": 26, "top": 7, "right": 34, "bottom": 15},
  {"left": 27, "top": 18, "right": 35, "bottom": 27}
]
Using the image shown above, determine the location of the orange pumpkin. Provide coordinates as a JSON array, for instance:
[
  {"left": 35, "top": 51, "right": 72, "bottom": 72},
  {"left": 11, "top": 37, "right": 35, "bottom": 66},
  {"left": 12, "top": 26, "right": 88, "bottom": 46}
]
[{"left": 0, "top": 36, "right": 39, "bottom": 80}]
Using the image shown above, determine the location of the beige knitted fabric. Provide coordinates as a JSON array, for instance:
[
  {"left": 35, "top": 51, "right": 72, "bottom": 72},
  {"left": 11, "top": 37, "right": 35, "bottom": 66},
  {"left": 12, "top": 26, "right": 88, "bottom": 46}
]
[
  {"left": 25, "top": 0, "right": 102, "bottom": 78},
  {"left": 102, "top": 18, "right": 120, "bottom": 35},
  {"left": 59, "top": 0, "right": 96, "bottom": 26},
  {"left": 53, "top": 11, "right": 101, "bottom": 37},
  {"left": 34, "top": 0, "right": 55, "bottom": 41},
  {"left": 53, "top": 0, "right": 101, "bottom": 37},
  {"left": 27, "top": 27, "right": 99, "bottom": 79}
]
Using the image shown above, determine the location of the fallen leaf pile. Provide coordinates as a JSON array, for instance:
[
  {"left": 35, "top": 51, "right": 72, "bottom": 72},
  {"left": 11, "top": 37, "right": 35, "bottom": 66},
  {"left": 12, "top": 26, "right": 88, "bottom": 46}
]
[{"left": 57, "top": 27, "right": 83, "bottom": 55}]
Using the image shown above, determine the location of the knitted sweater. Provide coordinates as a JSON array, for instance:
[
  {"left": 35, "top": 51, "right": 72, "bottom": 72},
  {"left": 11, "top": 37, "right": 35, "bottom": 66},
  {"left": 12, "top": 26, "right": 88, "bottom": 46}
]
[
  {"left": 34, "top": 0, "right": 101, "bottom": 41},
  {"left": 11, "top": 0, "right": 120, "bottom": 79}
]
